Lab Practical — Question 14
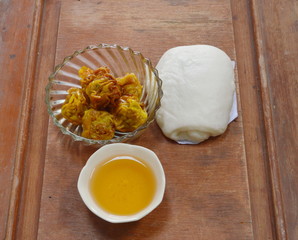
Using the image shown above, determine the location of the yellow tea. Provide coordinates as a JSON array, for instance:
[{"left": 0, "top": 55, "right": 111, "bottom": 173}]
[{"left": 90, "top": 156, "right": 156, "bottom": 215}]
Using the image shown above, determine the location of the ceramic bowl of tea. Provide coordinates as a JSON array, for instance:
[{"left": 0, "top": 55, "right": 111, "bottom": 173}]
[{"left": 77, "top": 143, "right": 166, "bottom": 223}]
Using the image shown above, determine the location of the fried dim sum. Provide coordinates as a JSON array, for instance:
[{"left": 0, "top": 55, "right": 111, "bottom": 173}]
[{"left": 61, "top": 88, "right": 89, "bottom": 125}]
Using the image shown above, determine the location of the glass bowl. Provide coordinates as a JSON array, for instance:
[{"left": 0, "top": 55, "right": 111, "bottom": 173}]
[{"left": 45, "top": 44, "right": 163, "bottom": 146}]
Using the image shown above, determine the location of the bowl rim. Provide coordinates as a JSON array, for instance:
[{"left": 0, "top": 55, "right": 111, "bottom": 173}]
[
  {"left": 77, "top": 143, "right": 166, "bottom": 223},
  {"left": 45, "top": 43, "right": 163, "bottom": 146}
]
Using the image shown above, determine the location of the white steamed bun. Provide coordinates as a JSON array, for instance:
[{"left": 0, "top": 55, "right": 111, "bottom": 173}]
[{"left": 156, "top": 45, "right": 235, "bottom": 143}]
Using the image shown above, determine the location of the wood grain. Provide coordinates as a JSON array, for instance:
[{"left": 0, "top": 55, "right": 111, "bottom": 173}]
[
  {"left": 231, "top": 1, "right": 276, "bottom": 239},
  {"left": 251, "top": 0, "right": 298, "bottom": 239},
  {"left": 1, "top": 0, "right": 296, "bottom": 239},
  {"left": 13, "top": 1, "right": 62, "bottom": 239},
  {"left": 37, "top": 0, "right": 253, "bottom": 239},
  {"left": 0, "top": 0, "right": 41, "bottom": 239}
]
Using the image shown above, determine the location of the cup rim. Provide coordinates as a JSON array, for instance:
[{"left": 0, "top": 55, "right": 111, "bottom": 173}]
[{"left": 77, "top": 143, "right": 166, "bottom": 223}]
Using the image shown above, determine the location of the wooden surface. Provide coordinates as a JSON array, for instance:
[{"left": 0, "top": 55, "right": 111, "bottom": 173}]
[
  {"left": 250, "top": 1, "right": 298, "bottom": 239},
  {"left": 0, "top": 0, "right": 297, "bottom": 239}
]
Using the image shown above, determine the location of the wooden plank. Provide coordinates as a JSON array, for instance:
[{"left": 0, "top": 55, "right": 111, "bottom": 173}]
[
  {"left": 3, "top": 0, "right": 294, "bottom": 239},
  {"left": 230, "top": 1, "right": 276, "bottom": 239},
  {"left": 37, "top": 0, "right": 254, "bottom": 239},
  {"left": 250, "top": 0, "right": 298, "bottom": 239},
  {"left": 0, "top": 0, "right": 40, "bottom": 238},
  {"left": 12, "top": 1, "right": 63, "bottom": 239}
]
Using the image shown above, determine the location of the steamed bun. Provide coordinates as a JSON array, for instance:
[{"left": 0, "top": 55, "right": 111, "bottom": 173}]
[{"left": 156, "top": 45, "right": 235, "bottom": 143}]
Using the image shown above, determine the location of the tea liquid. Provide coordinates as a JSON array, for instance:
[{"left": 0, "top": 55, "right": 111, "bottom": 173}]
[{"left": 90, "top": 156, "right": 156, "bottom": 215}]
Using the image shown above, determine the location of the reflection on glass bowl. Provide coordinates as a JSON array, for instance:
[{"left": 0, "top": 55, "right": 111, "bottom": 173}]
[{"left": 45, "top": 44, "right": 163, "bottom": 146}]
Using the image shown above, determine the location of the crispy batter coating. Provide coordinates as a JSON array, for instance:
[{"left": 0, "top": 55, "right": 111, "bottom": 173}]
[
  {"left": 63, "top": 66, "right": 148, "bottom": 140},
  {"left": 61, "top": 88, "right": 89, "bottom": 125},
  {"left": 82, "top": 109, "right": 115, "bottom": 140},
  {"left": 113, "top": 96, "right": 148, "bottom": 132},
  {"left": 117, "top": 73, "right": 142, "bottom": 99},
  {"left": 79, "top": 66, "right": 96, "bottom": 89},
  {"left": 79, "top": 66, "right": 113, "bottom": 89},
  {"left": 85, "top": 78, "right": 121, "bottom": 109},
  {"left": 94, "top": 66, "right": 111, "bottom": 76}
]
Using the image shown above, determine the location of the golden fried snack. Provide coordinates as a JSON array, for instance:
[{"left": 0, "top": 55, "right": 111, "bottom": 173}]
[
  {"left": 113, "top": 96, "right": 148, "bottom": 132},
  {"left": 79, "top": 66, "right": 113, "bottom": 89},
  {"left": 117, "top": 73, "right": 142, "bottom": 99},
  {"left": 79, "top": 66, "right": 96, "bottom": 89},
  {"left": 63, "top": 66, "right": 148, "bottom": 140},
  {"left": 82, "top": 109, "right": 115, "bottom": 140},
  {"left": 85, "top": 78, "right": 121, "bottom": 109},
  {"left": 61, "top": 88, "right": 89, "bottom": 125},
  {"left": 94, "top": 66, "right": 111, "bottom": 76}
]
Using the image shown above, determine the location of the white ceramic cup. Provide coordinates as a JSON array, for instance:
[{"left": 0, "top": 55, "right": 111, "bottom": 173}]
[{"left": 77, "top": 143, "right": 166, "bottom": 223}]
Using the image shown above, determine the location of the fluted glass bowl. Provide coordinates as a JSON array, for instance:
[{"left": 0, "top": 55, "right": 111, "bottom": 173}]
[{"left": 45, "top": 44, "right": 163, "bottom": 146}]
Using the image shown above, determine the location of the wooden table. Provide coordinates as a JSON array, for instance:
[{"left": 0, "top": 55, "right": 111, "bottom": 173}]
[{"left": 1, "top": 0, "right": 297, "bottom": 239}]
